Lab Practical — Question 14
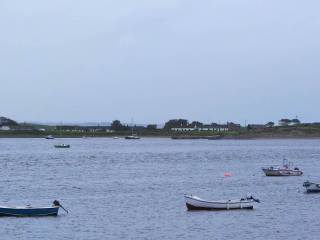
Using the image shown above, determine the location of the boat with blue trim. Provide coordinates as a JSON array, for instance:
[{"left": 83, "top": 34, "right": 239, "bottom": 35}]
[{"left": 0, "top": 200, "right": 68, "bottom": 217}]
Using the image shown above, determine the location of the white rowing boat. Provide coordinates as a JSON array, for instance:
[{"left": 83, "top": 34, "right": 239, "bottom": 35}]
[{"left": 184, "top": 195, "right": 259, "bottom": 211}]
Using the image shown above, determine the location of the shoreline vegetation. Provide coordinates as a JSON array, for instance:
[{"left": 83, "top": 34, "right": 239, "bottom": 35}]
[
  {"left": 2, "top": 127, "right": 320, "bottom": 139},
  {"left": 1, "top": 117, "right": 320, "bottom": 139}
]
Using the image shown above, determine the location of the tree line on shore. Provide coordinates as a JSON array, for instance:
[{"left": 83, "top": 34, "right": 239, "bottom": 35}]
[{"left": 2, "top": 116, "right": 319, "bottom": 134}]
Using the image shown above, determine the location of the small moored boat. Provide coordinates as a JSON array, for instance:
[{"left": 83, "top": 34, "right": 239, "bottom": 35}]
[
  {"left": 0, "top": 200, "right": 68, "bottom": 217},
  {"left": 303, "top": 181, "right": 320, "bottom": 193},
  {"left": 262, "top": 159, "right": 303, "bottom": 176},
  {"left": 45, "top": 135, "right": 55, "bottom": 139},
  {"left": 54, "top": 144, "right": 70, "bottom": 148},
  {"left": 184, "top": 195, "right": 259, "bottom": 211},
  {"left": 125, "top": 122, "right": 140, "bottom": 139},
  {"left": 125, "top": 135, "right": 140, "bottom": 140}
]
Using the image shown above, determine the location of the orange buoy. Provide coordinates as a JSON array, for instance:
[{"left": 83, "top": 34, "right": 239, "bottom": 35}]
[{"left": 224, "top": 172, "right": 232, "bottom": 177}]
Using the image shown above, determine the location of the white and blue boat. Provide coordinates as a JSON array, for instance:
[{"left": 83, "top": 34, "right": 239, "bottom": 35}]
[
  {"left": 262, "top": 159, "right": 303, "bottom": 176},
  {"left": 303, "top": 181, "right": 320, "bottom": 193},
  {"left": 0, "top": 200, "right": 68, "bottom": 217}
]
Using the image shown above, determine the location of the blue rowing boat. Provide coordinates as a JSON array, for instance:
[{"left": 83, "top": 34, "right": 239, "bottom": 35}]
[{"left": 0, "top": 200, "right": 68, "bottom": 217}]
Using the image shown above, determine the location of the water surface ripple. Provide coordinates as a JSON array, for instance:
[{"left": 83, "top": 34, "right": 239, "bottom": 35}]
[{"left": 0, "top": 138, "right": 319, "bottom": 239}]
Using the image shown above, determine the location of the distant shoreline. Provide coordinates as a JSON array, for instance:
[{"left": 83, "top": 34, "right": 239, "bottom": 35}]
[
  {"left": 2, "top": 124, "right": 320, "bottom": 140},
  {"left": 1, "top": 132, "right": 320, "bottom": 140}
]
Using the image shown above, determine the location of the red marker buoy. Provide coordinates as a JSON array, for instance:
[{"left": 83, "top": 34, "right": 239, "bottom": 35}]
[{"left": 224, "top": 172, "right": 232, "bottom": 177}]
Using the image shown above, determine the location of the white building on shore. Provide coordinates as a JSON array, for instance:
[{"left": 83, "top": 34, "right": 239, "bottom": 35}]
[{"left": 171, "top": 122, "right": 240, "bottom": 132}]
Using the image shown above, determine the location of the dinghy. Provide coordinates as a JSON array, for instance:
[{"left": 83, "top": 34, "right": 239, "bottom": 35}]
[
  {"left": 54, "top": 144, "right": 70, "bottom": 148},
  {"left": 303, "top": 181, "right": 320, "bottom": 193},
  {"left": 45, "top": 135, "right": 55, "bottom": 139},
  {"left": 262, "top": 159, "right": 303, "bottom": 176},
  {"left": 184, "top": 195, "right": 259, "bottom": 211},
  {"left": 0, "top": 200, "right": 68, "bottom": 217}
]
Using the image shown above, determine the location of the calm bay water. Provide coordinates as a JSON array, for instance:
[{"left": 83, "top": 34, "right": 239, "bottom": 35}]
[{"left": 0, "top": 138, "right": 320, "bottom": 239}]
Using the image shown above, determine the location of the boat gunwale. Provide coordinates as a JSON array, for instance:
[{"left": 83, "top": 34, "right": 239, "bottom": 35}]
[{"left": 0, "top": 206, "right": 59, "bottom": 210}]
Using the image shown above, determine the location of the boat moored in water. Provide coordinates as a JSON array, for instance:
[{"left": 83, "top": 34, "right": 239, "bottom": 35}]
[
  {"left": 0, "top": 200, "right": 68, "bottom": 217},
  {"left": 45, "top": 135, "right": 55, "bottom": 139},
  {"left": 54, "top": 144, "right": 70, "bottom": 148},
  {"left": 262, "top": 159, "right": 303, "bottom": 176},
  {"left": 126, "top": 121, "right": 140, "bottom": 139},
  {"left": 303, "top": 181, "right": 320, "bottom": 193},
  {"left": 184, "top": 195, "right": 259, "bottom": 211},
  {"left": 125, "top": 135, "right": 140, "bottom": 140}
]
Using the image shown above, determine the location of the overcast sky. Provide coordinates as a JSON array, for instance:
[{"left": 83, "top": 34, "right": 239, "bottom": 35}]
[{"left": 0, "top": 0, "right": 319, "bottom": 125}]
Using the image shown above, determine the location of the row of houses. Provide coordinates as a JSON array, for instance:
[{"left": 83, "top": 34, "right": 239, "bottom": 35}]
[
  {"left": 247, "top": 119, "right": 302, "bottom": 130},
  {"left": 169, "top": 118, "right": 307, "bottom": 132},
  {"left": 278, "top": 118, "right": 301, "bottom": 126},
  {"left": 55, "top": 125, "right": 114, "bottom": 133},
  {"left": 171, "top": 122, "right": 241, "bottom": 132}
]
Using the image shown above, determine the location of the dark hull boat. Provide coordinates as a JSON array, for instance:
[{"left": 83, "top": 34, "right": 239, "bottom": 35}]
[
  {"left": 0, "top": 206, "right": 59, "bottom": 217},
  {"left": 303, "top": 181, "right": 320, "bottom": 193},
  {"left": 54, "top": 144, "right": 70, "bottom": 148},
  {"left": 125, "top": 135, "right": 140, "bottom": 140},
  {"left": 0, "top": 200, "right": 67, "bottom": 217}
]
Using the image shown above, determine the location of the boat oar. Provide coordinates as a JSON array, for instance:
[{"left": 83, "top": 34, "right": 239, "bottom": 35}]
[
  {"left": 246, "top": 195, "right": 260, "bottom": 203},
  {"left": 53, "top": 200, "right": 69, "bottom": 214},
  {"left": 252, "top": 197, "right": 260, "bottom": 203}
]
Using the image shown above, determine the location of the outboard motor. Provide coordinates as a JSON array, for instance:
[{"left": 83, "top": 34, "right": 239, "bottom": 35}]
[{"left": 53, "top": 200, "right": 69, "bottom": 213}]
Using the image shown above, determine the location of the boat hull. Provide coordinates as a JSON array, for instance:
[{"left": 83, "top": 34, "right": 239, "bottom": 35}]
[
  {"left": 303, "top": 182, "right": 320, "bottom": 193},
  {"left": 186, "top": 203, "right": 253, "bottom": 211},
  {"left": 184, "top": 195, "right": 254, "bottom": 211},
  {"left": 125, "top": 136, "right": 140, "bottom": 140},
  {"left": 0, "top": 206, "right": 59, "bottom": 217},
  {"left": 262, "top": 168, "right": 303, "bottom": 176}
]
